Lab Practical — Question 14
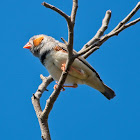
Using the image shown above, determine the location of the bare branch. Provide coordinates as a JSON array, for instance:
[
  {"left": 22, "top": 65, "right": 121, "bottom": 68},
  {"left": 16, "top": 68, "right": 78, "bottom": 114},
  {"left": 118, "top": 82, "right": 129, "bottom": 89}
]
[
  {"left": 102, "top": 10, "right": 112, "bottom": 27},
  {"left": 40, "top": 119, "right": 51, "bottom": 140},
  {"left": 82, "top": 46, "right": 100, "bottom": 59},
  {"left": 113, "top": 2, "right": 140, "bottom": 32},
  {"left": 42, "top": 2, "right": 71, "bottom": 23},
  {"left": 114, "top": 17, "right": 140, "bottom": 34},
  {"left": 80, "top": 10, "right": 111, "bottom": 51},
  {"left": 31, "top": 74, "right": 53, "bottom": 115},
  {"left": 78, "top": 16, "right": 140, "bottom": 59},
  {"left": 101, "top": 18, "right": 140, "bottom": 41},
  {"left": 75, "top": 45, "right": 99, "bottom": 58},
  {"left": 31, "top": 75, "right": 53, "bottom": 140},
  {"left": 61, "top": 37, "right": 68, "bottom": 45},
  {"left": 33, "top": 75, "right": 53, "bottom": 99},
  {"left": 71, "top": 0, "right": 78, "bottom": 23},
  {"left": 79, "top": 2, "right": 140, "bottom": 57},
  {"left": 126, "top": 17, "right": 140, "bottom": 26}
]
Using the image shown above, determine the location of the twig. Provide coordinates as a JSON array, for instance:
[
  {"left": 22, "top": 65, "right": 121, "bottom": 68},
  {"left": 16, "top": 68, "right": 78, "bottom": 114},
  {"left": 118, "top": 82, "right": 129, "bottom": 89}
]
[
  {"left": 61, "top": 37, "right": 68, "bottom": 45},
  {"left": 31, "top": 75, "right": 53, "bottom": 140},
  {"left": 79, "top": 2, "right": 140, "bottom": 58},
  {"left": 112, "top": 18, "right": 140, "bottom": 35},
  {"left": 71, "top": 0, "right": 78, "bottom": 23},
  {"left": 80, "top": 10, "right": 111, "bottom": 52},
  {"left": 82, "top": 46, "right": 100, "bottom": 59},
  {"left": 78, "top": 16, "right": 140, "bottom": 59},
  {"left": 113, "top": 2, "right": 140, "bottom": 32},
  {"left": 33, "top": 74, "right": 53, "bottom": 99},
  {"left": 42, "top": 2, "right": 71, "bottom": 23},
  {"left": 67, "top": 0, "right": 78, "bottom": 55},
  {"left": 75, "top": 45, "right": 99, "bottom": 58},
  {"left": 79, "top": 16, "right": 140, "bottom": 59}
]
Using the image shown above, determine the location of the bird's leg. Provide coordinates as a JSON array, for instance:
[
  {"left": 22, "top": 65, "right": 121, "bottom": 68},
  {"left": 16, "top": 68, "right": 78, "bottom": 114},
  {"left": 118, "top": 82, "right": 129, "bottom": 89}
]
[
  {"left": 70, "top": 67, "right": 84, "bottom": 75},
  {"left": 63, "top": 84, "right": 78, "bottom": 88},
  {"left": 61, "top": 63, "right": 84, "bottom": 75},
  {"left": 53, "top": 82, "right": 78, "bottom": 91}
]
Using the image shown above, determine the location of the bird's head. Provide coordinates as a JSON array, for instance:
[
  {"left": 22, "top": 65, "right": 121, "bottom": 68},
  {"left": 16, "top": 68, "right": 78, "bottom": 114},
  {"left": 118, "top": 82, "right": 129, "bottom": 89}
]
[
  {"left": 23, "top": 34, "right": 46, "bottom": 57},
  {"left": 23, "top": 34, "right": 57, "bottom": 57}
]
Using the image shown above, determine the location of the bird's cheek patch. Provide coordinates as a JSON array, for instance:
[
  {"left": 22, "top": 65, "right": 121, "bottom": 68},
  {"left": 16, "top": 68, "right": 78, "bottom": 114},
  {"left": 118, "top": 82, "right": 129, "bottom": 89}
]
[{"left": 33, "top": 36, "right": 44, "bottom": 46}]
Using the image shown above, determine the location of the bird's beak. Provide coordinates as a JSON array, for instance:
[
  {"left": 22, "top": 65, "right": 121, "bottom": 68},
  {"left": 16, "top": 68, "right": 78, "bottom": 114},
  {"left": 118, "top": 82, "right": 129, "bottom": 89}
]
[{"left": 23, "top": 42, "right": 32, "bottom": 49}]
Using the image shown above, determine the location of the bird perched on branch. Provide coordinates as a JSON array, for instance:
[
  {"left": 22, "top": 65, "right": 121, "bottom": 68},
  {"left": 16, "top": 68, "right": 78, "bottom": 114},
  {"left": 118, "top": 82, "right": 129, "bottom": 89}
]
[{"left": 23, "top": 34, "right": 115, "bottom": 100}]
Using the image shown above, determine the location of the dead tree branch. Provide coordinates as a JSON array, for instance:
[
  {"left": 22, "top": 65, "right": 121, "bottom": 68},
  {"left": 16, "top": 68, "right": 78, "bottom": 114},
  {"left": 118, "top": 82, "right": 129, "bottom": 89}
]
[
  {"left": 31, "top": 1, "right": 140, "bottom": 140},
  {"left": 42, "top": 2, "right": 71, "bottom": 23},
  {"left": 79, "top": 10, "right": 111, "bottom": 52},
  {"left": 112, "top": 2, "right": 140, "bottom": 32},
  {"left": 79, "top": 2, "right": 140, "bottom": 59},
  {"left": 31, "top": 75, "right": 53, "bottom": 140}
]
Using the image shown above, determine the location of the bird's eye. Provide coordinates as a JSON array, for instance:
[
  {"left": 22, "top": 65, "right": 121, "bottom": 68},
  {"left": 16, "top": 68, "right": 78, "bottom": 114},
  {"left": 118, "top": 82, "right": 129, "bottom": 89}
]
[{"left": 33, "top": 36, "right": 44, "bottom": 47}]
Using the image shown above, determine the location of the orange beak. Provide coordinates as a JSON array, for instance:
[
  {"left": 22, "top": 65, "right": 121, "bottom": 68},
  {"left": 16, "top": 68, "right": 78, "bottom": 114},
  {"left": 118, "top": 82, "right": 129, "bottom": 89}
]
[{"left": 23, "top": 42, "right": 32, "bottom": 49}]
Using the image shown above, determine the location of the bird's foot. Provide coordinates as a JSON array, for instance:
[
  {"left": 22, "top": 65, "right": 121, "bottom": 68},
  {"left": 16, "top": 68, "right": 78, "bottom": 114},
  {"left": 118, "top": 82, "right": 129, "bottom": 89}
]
[{"left": 61, "top": 63, "right": 66, "bottom": 72}]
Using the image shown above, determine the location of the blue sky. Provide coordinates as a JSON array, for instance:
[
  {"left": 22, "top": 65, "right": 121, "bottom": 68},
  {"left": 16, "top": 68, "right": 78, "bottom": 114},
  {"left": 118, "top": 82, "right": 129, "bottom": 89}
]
[{"left": 0, "top": 0, "right": 140, "bottom": 140}]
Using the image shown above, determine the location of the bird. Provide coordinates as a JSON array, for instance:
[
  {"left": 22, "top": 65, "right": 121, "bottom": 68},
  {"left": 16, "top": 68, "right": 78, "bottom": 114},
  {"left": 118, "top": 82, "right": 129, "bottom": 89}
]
[{"left": 23, "top": 34, "right": 116, "bottom": 100}]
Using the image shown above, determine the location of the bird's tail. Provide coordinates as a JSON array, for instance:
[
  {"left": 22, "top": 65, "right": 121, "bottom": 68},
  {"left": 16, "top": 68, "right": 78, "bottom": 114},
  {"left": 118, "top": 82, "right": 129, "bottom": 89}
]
[{"left": 101, "top": 84, "right": 116, "bottom": 100}]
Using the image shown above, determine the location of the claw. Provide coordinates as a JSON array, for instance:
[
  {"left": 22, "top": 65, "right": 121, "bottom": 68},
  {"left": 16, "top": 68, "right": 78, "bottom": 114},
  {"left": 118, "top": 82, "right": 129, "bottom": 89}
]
[
  {"left": 53, "top": 84, "right": 58, "bottom": 90},
  {"left": 61, "top": 63, "right": 66, "bottom": 72}
]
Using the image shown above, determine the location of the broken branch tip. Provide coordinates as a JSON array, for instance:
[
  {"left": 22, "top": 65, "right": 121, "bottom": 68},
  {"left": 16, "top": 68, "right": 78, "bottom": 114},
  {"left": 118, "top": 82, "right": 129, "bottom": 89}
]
[{"left": 107, "top": 10, "right": 111, "bottom": 14}]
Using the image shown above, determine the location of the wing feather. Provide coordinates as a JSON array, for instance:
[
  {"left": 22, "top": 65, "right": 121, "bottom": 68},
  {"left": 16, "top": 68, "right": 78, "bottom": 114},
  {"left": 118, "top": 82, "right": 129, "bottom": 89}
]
[
  {"left": 52, "top": 47, "right": 87, "bottom": 79},
  {"left": 58, "top": 42, "right": 102, "bottom": 81}
]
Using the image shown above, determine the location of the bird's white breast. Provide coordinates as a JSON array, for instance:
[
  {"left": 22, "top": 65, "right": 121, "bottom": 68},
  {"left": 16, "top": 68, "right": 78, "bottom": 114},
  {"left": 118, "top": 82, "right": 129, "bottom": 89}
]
[{"left": 43, "top": 51, "right": 84, "bottom": 84}]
